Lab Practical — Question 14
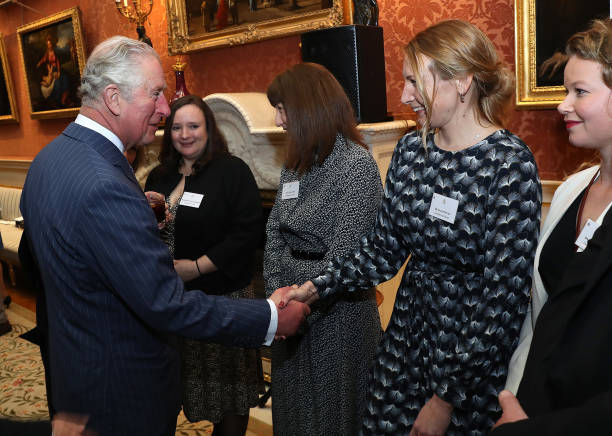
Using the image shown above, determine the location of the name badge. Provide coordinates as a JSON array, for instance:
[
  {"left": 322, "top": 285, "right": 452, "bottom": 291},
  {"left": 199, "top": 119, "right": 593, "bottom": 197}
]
[
  {"left": 428, "top": 193, "right": 459, "bottom": 224},
  {"left": 180, "top": 192, "right": 204, "bottom": 208},
  {"left": 575, "top": 218, "right": 600, "bottom": 251},
  {"left": 282, "top": 181, "right": 299, "bottom": 200}
]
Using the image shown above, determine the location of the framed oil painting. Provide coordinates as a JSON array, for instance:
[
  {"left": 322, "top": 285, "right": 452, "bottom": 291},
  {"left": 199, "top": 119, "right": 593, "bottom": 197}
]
[
  {"left": 515, "top": 0, "right": 609, "bottom": 109},
  {"left": 167, "top": 0, "right": 353, "bottom": 53},
  {"left": 17, "top": 7, "right": 86, "bottom": 119},
  {"left": 0, "top": 34, "right": 18, "bottom": 124}
]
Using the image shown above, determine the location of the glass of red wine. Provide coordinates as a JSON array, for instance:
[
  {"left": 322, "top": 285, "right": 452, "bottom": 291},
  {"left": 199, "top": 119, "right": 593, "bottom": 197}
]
[{"left": 148, "top": 196, "right": 166, "bottom": 223}]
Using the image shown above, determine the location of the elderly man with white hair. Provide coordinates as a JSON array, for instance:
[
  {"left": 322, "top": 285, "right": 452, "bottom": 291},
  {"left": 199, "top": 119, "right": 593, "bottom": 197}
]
[{"left": 20, "top": 36, "right": 309, "bottom": 436}]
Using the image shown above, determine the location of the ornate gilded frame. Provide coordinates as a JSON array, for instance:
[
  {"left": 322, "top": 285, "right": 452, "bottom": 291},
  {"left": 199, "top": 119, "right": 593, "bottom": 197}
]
[
  {"left": 0, "top": 34, "right": 19, "bottom": 124},
  {"left": 166, "top": 0, "right": 353, "bottom": 54},
  {"left": 17, "top": 7, "right": 86, "bottom": 119},
  {"left": 515, "top": 0, "right": 611, "bottom": 109},
  {"left": 514, "top": 0, "right": 563, "bottom": 109}
]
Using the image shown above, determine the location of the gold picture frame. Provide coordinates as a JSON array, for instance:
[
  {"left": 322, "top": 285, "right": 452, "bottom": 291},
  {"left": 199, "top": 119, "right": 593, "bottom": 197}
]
[
  {"left": 166, "top": 0, "right": 353, "bottom": 54},
  {"left": 17, "top": 7, "right": 86, "bottom": 119},
  {"left": 0, "top": 34, "right": 19, "bottom": 124},
  {"left": 514, "top": 0, "right": 609, "bottom": 109}
]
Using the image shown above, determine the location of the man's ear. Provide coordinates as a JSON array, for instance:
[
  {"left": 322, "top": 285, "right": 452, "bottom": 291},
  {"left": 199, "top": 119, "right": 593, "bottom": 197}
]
[{"left": 102, "top": 84, "right": 121, "bottom": 116}]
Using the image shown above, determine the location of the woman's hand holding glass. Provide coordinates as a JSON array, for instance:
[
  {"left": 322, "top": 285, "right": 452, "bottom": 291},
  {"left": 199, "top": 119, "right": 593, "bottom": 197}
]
[{"left": 144, "top": 191, "right": 170, "bottom": 229}]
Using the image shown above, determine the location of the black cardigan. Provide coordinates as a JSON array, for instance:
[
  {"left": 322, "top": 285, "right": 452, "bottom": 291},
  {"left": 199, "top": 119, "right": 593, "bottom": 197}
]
[{"left": 145, "top": 155, "right": 263, "bottom": 294}]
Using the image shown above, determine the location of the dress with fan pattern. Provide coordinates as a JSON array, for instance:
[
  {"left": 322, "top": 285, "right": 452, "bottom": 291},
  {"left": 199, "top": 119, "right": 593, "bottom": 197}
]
[{"left": 312, "top": 129, "right": 542, "bottom": 435}]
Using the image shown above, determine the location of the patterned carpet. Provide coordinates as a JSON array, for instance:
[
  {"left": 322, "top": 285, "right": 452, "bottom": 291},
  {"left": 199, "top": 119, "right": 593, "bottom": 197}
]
[{"left": 0, "top": 304, "right": 272, "bottom": 435}]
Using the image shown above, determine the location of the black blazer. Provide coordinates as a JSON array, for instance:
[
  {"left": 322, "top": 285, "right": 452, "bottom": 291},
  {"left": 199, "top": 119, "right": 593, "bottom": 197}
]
[
  {"left": 145, "top": 155, "right": 262, "bottom": 294},
  {"left": 492, "top": 202, "right": 612, "bottom": 434}
]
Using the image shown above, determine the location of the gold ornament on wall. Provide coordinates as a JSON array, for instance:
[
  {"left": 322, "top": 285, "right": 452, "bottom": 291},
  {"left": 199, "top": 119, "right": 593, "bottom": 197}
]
[
  {"left": 166, "top": 0, "right": 353, "bottom": 54},
  {"left": 114, "top": 0, "right": 155, "bottom": 47}
]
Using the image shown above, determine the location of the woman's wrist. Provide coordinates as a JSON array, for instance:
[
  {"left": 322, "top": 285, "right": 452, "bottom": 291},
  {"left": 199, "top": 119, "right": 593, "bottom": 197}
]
[{"left": 194, "top": 258, "right": 202, "bottom": 276}]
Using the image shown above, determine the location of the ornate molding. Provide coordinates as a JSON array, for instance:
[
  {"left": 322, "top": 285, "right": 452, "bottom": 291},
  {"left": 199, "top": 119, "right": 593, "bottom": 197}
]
[{"left": 166, "top": 0, "right": 350, "bottom": 54}]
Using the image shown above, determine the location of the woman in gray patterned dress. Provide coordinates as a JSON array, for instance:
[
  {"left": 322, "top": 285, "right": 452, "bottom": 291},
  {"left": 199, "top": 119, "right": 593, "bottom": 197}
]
[
  {"left": 275, "top": 20, "right": 542, "bottom": 435},
  {"left": 264, "top": 63, "right": 383, "bottom": 435}
]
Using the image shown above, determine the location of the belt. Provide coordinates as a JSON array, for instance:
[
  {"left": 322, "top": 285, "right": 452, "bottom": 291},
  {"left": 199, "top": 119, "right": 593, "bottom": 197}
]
[{"left": 290, "top": 249, "right": 326, "bottom": 261}]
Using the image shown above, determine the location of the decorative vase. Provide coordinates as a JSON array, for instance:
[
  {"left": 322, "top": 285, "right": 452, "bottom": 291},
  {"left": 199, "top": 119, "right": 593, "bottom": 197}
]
[{"left": 171, "top": 58, "right": 189, "bottom": 104}]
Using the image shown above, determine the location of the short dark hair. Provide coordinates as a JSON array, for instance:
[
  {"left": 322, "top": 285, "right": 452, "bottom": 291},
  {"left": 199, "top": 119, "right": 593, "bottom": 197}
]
[{"left": 158, "top": 94, "right": 229, "bottom": 174}]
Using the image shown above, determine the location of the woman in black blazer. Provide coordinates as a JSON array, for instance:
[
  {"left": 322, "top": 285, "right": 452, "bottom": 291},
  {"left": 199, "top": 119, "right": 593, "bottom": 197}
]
[
  {"left": 492, "top": 18, "right": 612, "bottom": 435},
  {"left": 145, "top": 95, "right": 263, "bottom": 436}
]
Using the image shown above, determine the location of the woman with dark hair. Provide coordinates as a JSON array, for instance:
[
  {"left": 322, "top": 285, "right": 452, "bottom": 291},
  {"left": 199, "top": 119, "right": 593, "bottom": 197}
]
[
  {"left": 274, "top": 20, "right": 541, "bottom": 434},
  {"left": 145, "top": 94, "right": 263, "bottom": 436},
  {"left": 264, "top": 62, "right": 383, "bottom": 435}
]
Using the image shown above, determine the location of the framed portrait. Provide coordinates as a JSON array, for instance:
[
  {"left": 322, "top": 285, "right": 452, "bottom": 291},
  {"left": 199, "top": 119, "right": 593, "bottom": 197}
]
[
  {"left": 17, "top": 7, "right": 86, "bottom": 119},
  {"left": 167, "top": 0, "right": 353, "bottom": 54},
  {"left": 0, "top": 34, "right": 18, "bottom": 124},
  {"left": 515, "top": 0, "right": 609, "bottom": 109}
]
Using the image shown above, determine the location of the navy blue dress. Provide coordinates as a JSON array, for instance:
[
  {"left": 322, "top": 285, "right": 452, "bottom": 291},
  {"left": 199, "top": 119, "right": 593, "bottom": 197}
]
[{"left": 313, "top": 130, "right": 542, "bottom": 434}]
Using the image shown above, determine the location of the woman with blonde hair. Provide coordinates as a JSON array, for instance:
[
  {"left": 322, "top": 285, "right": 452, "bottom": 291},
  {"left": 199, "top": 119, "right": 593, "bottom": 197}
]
[
  {"left": 274, "top": 19, "right": 541, "bottom": 434},
  {"left": 493, "top": 18, "right": 612, "bottom": 435},
  {"left": 264, "top": 62, "right": 383, "bottom": 435}
]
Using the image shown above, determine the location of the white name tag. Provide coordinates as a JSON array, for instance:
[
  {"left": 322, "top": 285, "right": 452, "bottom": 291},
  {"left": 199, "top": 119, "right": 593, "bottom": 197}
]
[
  {"left": 179, "top": 192, "right": 204, "bottom": 208},
  {"left": 575, "top": 218, "right": 600, "bottom": 251},
  {"left": 428, "top": 193, "right": 459, "bottom": 224},
  {"left": 281, "top": 181, "right": 300, "bottom": 200}
]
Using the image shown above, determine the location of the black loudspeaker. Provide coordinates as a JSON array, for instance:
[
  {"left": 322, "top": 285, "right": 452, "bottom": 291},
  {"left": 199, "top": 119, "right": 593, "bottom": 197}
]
[{"left": 301, "top": 25, "right": 389, "bottom": 123}]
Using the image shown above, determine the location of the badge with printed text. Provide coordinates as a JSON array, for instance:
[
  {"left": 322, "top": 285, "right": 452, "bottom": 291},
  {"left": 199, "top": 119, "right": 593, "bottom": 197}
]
[
  {"left": 575, "top": 218, "right": 600, "bottom": 251},
  {"left": 281, "top": 181, "right": 300, "bottom": 200},
  {"left": 179, "top": 192, "right": 204, "bottom": 208},
  {"left": 428, "top": 193, "right": 459, "bottom": 224}
]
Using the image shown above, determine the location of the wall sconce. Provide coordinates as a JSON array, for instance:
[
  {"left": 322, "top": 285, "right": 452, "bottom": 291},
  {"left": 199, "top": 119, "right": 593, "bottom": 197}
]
[{"left": 114, "top": 0, "right": 154, "bottom": 47}]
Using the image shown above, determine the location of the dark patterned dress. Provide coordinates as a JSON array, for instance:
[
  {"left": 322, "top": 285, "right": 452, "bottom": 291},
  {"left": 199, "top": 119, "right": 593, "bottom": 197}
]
[
  {"left": 264, "top": 135, "right": 383, "bottom": 435},
  {"left": 146, "top": 156, "right": 266, "bottom": 426},
  {"left": 160, "top": 195, "right": 264, "bottom": 425},
  {"left": 312, "top": 130, "right": 542, "bottom": 434}
]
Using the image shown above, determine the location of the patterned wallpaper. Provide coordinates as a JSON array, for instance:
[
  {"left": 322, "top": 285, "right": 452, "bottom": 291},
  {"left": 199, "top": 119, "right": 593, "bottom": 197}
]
[
  {"left": 375, "top": 0, "right": 596, "bottom": 180},
  {"left": 0, "top": 0, "right": 596, "bottom": 179}
]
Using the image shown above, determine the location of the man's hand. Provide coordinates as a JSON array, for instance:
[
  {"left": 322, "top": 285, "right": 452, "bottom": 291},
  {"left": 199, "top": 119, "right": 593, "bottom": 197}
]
[
  {"left": 492, "top": 390, "right": 528, "bottom": 430},
  {"left": 269, "top": 285, "right": 298, "bottom": 308},
  {"left": 276, "top": 281, "right": 320, "bottom": 307},
  {"left": 52, "top": 412, "right": 93, "bottom": 436},
  {"left": 276, "top": 300, "right": 311, "bottom": 339},
  {"left": 409, "top": 394, "right": 453, "bottom": 436}
]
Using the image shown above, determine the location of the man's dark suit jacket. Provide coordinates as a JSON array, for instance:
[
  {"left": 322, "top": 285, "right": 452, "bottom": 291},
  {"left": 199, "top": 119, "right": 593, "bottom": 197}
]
[{"left": 20, "top": 123, "right": 271, "bottom": 435}]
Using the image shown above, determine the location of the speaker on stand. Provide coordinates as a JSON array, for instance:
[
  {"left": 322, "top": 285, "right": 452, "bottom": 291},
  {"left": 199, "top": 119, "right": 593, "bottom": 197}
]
[{"left": 301, "top": 25, "right": 390, "bottom": 123}]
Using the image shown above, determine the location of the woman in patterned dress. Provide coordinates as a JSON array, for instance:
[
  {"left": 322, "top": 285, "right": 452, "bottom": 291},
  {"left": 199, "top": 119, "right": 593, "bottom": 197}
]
[
  {"left": 264, "top": 63, "right": 383, "bottom": 435},
  {"left": 145, "top": 95, "right": 263, "bottom": 436},
  {"left": 274, "top": 20, "right": 542, "bottom": 434}
]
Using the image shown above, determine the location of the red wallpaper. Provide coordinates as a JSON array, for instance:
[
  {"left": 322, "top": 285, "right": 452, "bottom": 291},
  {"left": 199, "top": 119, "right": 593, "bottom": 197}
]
[{"left": 0, "top": 0, "right": 595, "bottom": 179}]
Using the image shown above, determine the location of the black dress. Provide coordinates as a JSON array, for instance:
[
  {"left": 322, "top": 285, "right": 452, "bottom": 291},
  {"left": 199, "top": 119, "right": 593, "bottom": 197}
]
[{"left": 145, "top": 155, "right": 264, "bottom": 423}]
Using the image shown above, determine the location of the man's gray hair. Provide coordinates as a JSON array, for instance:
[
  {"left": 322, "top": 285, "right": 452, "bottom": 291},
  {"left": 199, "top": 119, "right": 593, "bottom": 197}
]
[{"left": 79, "top": 36, "right": 160, "bottom": 107}]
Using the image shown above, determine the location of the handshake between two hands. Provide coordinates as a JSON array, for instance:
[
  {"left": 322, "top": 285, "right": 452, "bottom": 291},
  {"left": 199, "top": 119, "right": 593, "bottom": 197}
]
[{"left": 269, "top": 281, "right": 320, "bottom": 340}]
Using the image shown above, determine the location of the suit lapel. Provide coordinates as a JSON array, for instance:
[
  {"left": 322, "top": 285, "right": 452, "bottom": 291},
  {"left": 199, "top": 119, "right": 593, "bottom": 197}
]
[{"left": 62, "top": 122, "right": 139, "bottom": 187}]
